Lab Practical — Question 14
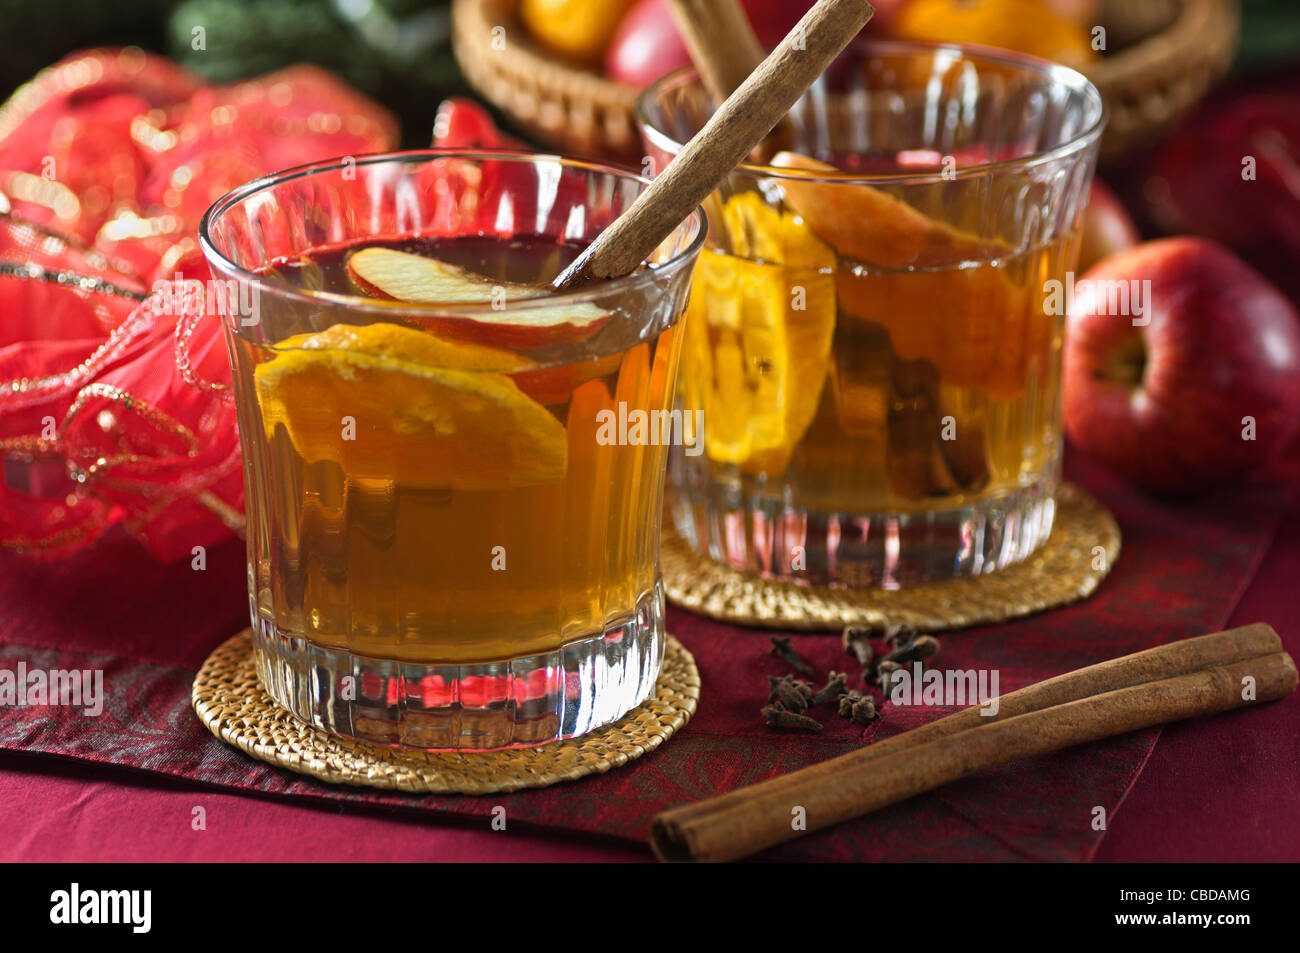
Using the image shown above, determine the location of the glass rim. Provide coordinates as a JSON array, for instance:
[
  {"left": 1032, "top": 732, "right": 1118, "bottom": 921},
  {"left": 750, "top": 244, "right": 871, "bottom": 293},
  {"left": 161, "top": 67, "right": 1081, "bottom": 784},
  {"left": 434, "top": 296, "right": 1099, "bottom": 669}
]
[
  {"left": 636, "top": 38, "right": 1107, "bottom": 186},
  {"left": 198, "top": 148, "right": 709, "bottom": 315}
]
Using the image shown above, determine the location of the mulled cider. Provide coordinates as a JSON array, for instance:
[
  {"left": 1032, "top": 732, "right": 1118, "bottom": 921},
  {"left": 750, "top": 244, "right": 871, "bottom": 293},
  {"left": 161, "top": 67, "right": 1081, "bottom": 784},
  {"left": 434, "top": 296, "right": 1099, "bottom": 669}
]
[
  {"left": 639, "top": 41, "right": 1104, "bottom": 587},
  {"left": 203, "top": 153, "right": 703, "bottom": 748}
]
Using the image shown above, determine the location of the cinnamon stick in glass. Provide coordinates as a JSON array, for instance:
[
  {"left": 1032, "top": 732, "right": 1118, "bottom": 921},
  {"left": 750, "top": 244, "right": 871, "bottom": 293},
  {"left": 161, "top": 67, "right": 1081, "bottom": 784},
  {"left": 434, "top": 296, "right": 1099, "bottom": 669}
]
[
  {"left": 553, "top": 0, "right": 876, "bottom": 288},
  {"left": 651, "top": 624, "right": 1295, "bottom": 862},
  {"left": 667, "top": 0, "right": 766, "bottom": 105},
  {"left": 666, "top": 0, "right": 792, "bottom": 159}
]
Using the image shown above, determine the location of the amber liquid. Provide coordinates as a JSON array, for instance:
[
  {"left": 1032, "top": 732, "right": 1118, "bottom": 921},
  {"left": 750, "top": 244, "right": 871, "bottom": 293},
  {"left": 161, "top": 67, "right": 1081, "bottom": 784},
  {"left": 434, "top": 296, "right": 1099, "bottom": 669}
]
[
  {"left": 682, "top": 237, "right": 1073, "bottom": 513},
  {"left": 671, "top": 167, "right": 1077, "bottom": 586},
  {"left": 228, "top": 235, "right": 681, "bottom": 663}
]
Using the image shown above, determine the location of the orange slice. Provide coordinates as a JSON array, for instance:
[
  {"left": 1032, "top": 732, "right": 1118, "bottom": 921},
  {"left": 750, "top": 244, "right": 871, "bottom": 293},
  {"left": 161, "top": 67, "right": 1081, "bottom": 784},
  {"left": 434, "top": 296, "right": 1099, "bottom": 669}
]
[
  {"left": 347, "top": 247, "right": 608, "bottom": 349},
  {"left": 255, "top": 322, "right": 567, "bottom": 489},
  {"left": 770, "top": 151, "right": 1050, "bottom": 398},
  {"left": 682, "top": 192, "right": 836, "bottom": 475},
  {"left": 770, "top": 151, "right": 1003, "bottom": 269}
]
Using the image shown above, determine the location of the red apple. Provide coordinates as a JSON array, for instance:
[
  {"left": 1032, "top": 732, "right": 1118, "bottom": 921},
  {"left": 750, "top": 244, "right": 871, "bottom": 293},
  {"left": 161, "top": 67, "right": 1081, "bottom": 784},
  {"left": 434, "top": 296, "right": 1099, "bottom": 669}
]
[
  {"left": 1077, "top": 179, "right": 1139, "bottom": 273},
  {"left": 604, "top": 0, "right": 906, "bottom": 87},
  {"left": 1064, "top": 237, "right": 1300, "bottom": 494},
  {"left": 604, "top": 0, "right": 688, "bottom": 87},
  {"left": 1146, "top": 81, "right": 1300, "bottom": 305}
]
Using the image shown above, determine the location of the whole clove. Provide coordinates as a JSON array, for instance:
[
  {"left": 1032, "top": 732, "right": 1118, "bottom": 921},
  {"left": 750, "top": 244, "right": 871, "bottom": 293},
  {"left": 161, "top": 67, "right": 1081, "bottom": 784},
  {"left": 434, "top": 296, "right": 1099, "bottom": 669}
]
[
  {"left": 882, "top": 633, "right": 941, "bottom": 667},
  {"left": 837, "top": 690, "right": 861, "bottom": 718},
  {"left": 811, "top": 671, "right": 848, "bottom": 706},
  {"left": 883, "top": 623, "right": 918, "bottom": 651},
  {"left": 768, "top": 674, "right": 814, "bottom": 712},
  {"left": 841, "top": 626, "right": 875, "bottom": 666},
  {"left": 874, "top": 658, "right": 903, "bottom": 687},
  {"left": 837, "top": 690, "right": 878, "bottom": 725},
  {"left": 769, "top": 636, "right": 815, "bottom": 676},
  {"left": 762, "top": 704, "right": 823, "bottom": 732}
]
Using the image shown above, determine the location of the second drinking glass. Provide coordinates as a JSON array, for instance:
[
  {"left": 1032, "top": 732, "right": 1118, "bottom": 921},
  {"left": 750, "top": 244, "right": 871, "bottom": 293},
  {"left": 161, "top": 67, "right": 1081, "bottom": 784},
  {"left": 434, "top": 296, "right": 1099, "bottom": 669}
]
[{"left": 639, "top": 40, "right": 1104, "bottom": 588}]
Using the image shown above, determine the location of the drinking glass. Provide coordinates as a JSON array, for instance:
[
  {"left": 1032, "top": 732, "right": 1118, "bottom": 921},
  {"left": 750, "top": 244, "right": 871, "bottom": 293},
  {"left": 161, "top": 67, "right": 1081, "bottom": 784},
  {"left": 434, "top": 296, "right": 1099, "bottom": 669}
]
[
  {"left": 201, "top": 151, "right": 705, "bottom": 749},
  {"left": 638, "top": 40, "right": 1104, "bottom": 588}
]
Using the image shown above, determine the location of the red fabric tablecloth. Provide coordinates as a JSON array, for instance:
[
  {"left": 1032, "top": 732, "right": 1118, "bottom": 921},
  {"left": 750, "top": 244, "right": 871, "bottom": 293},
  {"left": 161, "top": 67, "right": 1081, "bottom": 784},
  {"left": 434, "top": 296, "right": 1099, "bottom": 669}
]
[{"left": 1, "top": 450, "right": 1297, "bottom": 862}]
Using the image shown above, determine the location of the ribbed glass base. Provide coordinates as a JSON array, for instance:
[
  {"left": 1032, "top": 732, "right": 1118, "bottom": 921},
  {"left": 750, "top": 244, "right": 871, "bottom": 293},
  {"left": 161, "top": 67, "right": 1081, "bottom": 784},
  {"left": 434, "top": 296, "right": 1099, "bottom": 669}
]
[
  {"left": 251, "top": 584, "right": 665, "bottom": 750},
  {"left": 669, "top": 482, "right": 1057, "bottom": 589}
]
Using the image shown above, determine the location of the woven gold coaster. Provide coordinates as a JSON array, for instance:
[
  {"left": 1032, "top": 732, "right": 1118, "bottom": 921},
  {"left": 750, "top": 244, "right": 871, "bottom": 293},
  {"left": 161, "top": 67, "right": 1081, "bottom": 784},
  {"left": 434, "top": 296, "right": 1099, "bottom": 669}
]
[
  {"left": 663, "top": 483, "right": 1120, "bottom": 632},
  {"left": 193, "top": 632, "right": 699, "bottom": 795}
]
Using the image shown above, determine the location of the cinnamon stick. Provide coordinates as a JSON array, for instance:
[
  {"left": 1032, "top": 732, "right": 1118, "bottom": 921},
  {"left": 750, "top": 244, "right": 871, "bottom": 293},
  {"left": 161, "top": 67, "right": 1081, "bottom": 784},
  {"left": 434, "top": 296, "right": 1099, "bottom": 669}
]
[
  {"left": 666, "top": 0, "right": 792, "bottom": 161},
  {"left": 666, "top": 0, "right": 766, "bottom": 106},
  {"left": 651, "top": 625, "right": 1295, "bottom": 862},
  {"left": 553, "top": 0, "right": 876, "bottom": 289}
]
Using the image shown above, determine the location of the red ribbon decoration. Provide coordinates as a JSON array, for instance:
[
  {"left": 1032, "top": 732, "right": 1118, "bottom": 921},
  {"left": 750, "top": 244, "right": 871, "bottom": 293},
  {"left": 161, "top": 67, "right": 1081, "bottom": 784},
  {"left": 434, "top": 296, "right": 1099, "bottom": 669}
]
[{"left": 0, "top": 48, "right": 398, "bottom": 562}]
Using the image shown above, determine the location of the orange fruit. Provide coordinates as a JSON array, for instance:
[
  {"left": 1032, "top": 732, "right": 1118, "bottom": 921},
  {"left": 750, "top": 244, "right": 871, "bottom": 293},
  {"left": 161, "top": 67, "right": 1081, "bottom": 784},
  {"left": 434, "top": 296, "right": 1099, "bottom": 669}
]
[
  {"left": 892, "top": 0, "right": 1097, "bottom": 70},
  {"left": 682, "top": 192, "right": 837, "bottom": 475},
  {"left": 255, "top": 322, "right": 567, "bottom": 489},
  {"left": 519, "top": 0, "right": 636, "bottom": 65}
]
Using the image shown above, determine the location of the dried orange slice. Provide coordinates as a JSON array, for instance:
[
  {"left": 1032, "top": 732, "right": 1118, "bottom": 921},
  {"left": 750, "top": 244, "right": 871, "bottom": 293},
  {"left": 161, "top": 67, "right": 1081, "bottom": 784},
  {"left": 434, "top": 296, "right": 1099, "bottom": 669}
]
[
  {"left": 255, "top": 322, "right": 567, "bottom": 489},
  {"left": 770, "top": 151, "right": 1002, "bottom": 269},
  {"left": 770, "top": 151, "right": 1049, "bottom": 398},
  {"left": 681, "top": 192, "right": 836, "bottom": 475}
]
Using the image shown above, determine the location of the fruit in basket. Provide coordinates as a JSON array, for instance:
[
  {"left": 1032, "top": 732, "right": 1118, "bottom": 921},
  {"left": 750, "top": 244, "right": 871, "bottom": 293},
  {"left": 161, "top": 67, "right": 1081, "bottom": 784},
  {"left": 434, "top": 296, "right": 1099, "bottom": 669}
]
[
  {"left": 520, "top": 0, "right": 637, "bottom": 66},
  {"left": 892, "top": 0, "right": 1096, "bottom": 69},
  {"left": 1078, "top": 179, "right": 1140, "bottom": 273},
  {"left": 603, "top": 0, "right": 905, "bottom": 86},
  {"left": 604, "top": 0, "right": 689, "bottom": 85},
  {"left": 1064, "top": 238, "right": 1300, "bottom": 495}
]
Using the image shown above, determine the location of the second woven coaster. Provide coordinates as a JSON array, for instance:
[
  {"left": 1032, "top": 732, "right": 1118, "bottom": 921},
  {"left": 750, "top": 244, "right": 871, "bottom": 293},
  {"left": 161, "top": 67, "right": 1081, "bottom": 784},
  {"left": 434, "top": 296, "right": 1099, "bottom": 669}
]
[
  {"left": 193, "top": 631, "right": 699, "bottom": 795},
  {"left": 663, "top": 483, "right": 1120, "bottom": 631}
]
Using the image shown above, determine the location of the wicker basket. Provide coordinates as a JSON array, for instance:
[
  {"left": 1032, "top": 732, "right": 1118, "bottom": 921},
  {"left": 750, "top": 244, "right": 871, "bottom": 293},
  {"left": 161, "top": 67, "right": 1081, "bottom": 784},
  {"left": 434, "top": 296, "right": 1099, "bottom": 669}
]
[
  {"left": 452, "top": 0, "right": 1239, "bottom": 164},
  {"left": 451, "top": 0, "right": 643, "bottom": 161},
  {"left": 1089, "top": 0, "right": 1239, "bottom": 159}
]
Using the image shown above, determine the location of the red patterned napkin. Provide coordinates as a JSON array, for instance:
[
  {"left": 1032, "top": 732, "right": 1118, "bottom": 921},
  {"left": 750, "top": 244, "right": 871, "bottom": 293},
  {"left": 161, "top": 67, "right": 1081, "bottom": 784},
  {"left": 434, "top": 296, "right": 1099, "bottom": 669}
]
[
  {"left": 0, "top": 48, "right": 397, "bottom": 562},
  {"left": 0, "top": 451, "right": 1294, "bottom": 861}
]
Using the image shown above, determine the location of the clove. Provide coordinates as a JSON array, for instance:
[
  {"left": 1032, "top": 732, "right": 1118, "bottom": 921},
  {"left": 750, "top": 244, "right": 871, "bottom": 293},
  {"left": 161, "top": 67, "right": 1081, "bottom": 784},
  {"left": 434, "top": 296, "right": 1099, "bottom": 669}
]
[
  {"left": 811, "top": 671, "right": 848, "bottom": 706},
  {"left": 768, "top": 674, "right": 815, "bottom": 712},
  {"left": 882, "top": 633, "right": 941, "bottom": 667},
  {"left": 762, "top": 704, "right": 823, "bottom": 732},
  {"left": 874, "top": 658, "right": 903, "bottom": 687},
  {"left": 883, "top": 623, "right": 918, "bottom": 651},
  {"left": 769, "top": 636, "right": 815, "bottom": 676},
  {"left": 841, "top": 626, "right": 875, "bottom": 666},
  {"left": 837, "top": 690, "right": 879, "bottom": 725}
]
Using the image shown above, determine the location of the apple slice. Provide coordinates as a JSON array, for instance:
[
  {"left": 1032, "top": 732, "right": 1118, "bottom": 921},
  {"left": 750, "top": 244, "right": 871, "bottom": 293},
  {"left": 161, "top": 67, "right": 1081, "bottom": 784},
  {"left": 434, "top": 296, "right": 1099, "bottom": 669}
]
[{"left": 347, "top": 246, "right": 608, "bottom": 350}]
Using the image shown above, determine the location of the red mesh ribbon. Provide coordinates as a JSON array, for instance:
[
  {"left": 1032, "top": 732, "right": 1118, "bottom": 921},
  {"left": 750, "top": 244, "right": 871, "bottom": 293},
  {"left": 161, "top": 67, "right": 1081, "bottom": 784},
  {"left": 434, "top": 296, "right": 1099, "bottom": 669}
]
[{"left": 0, "top": 48, "right": 398, "bottom": 562}]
